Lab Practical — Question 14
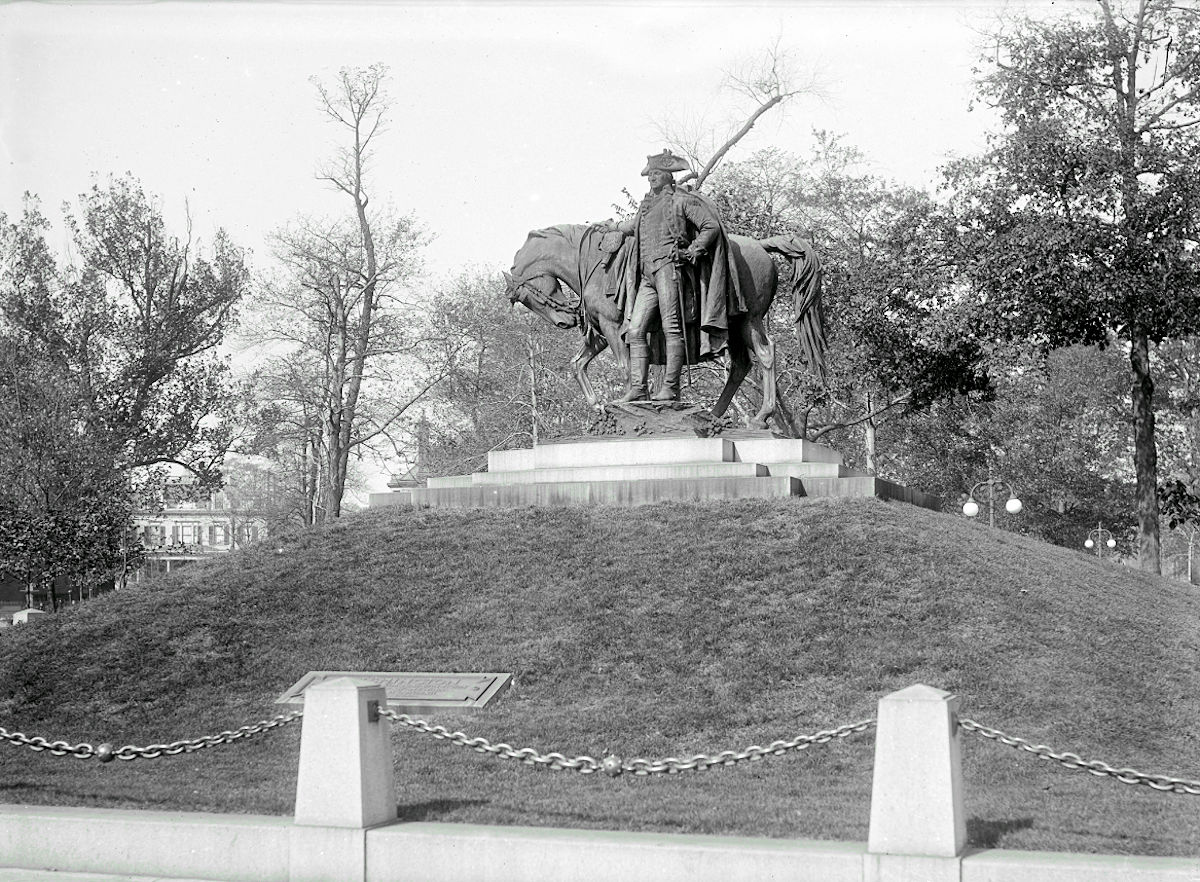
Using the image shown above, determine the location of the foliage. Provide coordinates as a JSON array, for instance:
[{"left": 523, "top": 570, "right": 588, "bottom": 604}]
[
  {"left": 1159, "top": 476, "right": 1200, "bottom": 529},
  {"left": 947, "top": 0, "right": 1200, "bottom": 570},
  {"left": 0, "top": 335, "right": 139, "bottom": 605},
  {"left": 1, "top": 180, "right": 248, "bottom": 486},
  {"left": 705, "top": 141, "right": 991, "bottom": 451},
  {"left": 0, "top": 178, "right": 246, "bottom": 597},
  {"left": 883, "top": 343, "right": 1137, "bottom": 550},
  {"left": 419, "top": 268, "right": 598, "bottom": 475}
]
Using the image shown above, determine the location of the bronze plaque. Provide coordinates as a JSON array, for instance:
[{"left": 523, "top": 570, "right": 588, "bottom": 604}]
[{"left": 275, "top": 670, "right": 512, "bottom": 712}]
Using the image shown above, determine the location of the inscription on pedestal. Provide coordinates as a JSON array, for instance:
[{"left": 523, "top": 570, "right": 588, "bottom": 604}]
[{"left": 276, "top": 670, "right": 512, "bottom": 712}]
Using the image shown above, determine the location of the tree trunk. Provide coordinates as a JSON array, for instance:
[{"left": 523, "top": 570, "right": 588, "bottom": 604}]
[
  {"left": 771, "top": 377, "right": 801, "bottom": 438},
  {"left": 864, "top": 391, "right": 878, "bottom": 476},
  {"left": 527, "top": 332, "right": 540, "bottom": 446},
  {"left": 303, "top": 438, "right": 318, "bottom": 527},
  {"left": 1129, "top": 330, "right": 1161, "bottom": 573}
]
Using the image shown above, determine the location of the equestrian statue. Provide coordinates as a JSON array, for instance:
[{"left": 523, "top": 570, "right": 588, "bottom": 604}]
[{"left": 504, "top": 149, "right": 826, "bottom": 431}]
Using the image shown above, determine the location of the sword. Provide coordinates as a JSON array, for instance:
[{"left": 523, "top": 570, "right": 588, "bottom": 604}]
[{"left": 670, "top": 248, "right": 693, "bottom": 391}]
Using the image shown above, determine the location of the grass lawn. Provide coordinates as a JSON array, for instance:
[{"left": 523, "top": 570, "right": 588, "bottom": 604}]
[{"left": 1, "top": 497, "right": 1197, "bottom": 856}]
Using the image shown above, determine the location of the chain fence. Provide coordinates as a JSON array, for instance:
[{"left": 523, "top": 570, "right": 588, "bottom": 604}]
[
  {"left": 3, "top": 701, "right": 1198, "bottom": 799},
  {"left": 0, "top": 710, "right": 303, "bottom": 763},
  {"left": 958, "top": 718, "right": 1200, "bottom": 796},
  {"left": 377, "top": 707, "right": 874, "bottom": 776}
]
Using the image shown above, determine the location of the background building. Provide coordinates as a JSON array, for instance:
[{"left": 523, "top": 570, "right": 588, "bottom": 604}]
[{"left": 130, "top": 477, "right": 268, "bottom": 582}]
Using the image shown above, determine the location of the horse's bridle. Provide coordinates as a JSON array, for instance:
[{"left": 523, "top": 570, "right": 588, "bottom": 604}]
[
  {"left": 508, "top": 274, "right": 578, "bottom": 312},
  {"left": 508, "top": 272, "right": 581, "bottom": 319},
  {"left": 508, "top": 225, "right": 614, "bottom": 328}
]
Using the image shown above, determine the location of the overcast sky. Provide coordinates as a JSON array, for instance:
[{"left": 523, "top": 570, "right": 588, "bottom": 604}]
[
  {"left": 0, "top": 1, "right": 1062, "bottom": 271},
  {"left": 1, "top": 0, "right": 1068, "bottom": 491}
]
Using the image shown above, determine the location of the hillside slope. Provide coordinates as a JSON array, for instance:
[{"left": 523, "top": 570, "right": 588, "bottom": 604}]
[{"left": 1, "top": 497, "right": 1197, "bottom": 855}]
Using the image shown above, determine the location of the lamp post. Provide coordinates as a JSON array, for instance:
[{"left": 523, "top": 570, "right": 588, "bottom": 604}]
[
  {"left": 962, "top": 478, "right": 1023, "bottom": 528},
  {"left": 1084, "top": 522, "right": 1117, "bottom": 557}
]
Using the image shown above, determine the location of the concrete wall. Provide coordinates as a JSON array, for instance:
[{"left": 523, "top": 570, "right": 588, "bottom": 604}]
[
  {"left": 0, "top": 804, "right": 291, "bottom": 881},
  {"left": 1, "top": 681, "right": 1196, "bottom": 882},
  {"left": 2, "top": 808, "right": 1196, "bottom": 882}
]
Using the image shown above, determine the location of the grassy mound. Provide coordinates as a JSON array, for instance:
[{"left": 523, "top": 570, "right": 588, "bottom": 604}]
[{"left": 1, "top": 497, "right": 1197, "bottom": 856}]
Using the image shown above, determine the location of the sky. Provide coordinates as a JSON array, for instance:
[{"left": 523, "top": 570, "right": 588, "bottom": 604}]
[
  {"left": 1, "top": 0, "right": 1057, "bottom": 270},
  {"left": 0, "top": 0, "right": 1069, "bottom": 492}
]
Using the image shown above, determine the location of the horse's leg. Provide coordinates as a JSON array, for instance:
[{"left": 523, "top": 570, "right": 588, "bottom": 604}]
[
  {"left": 571, "top": 335, "right": 608, "bottom": 407},
  {"left": 711, "top": 318, "right": 752, "bottom": 418},
  {"left": 744, "top": 314, "right": 777, "bottom": 430},
  {"left": 597, "top": 316, "right": 627, "bottom": 374}
]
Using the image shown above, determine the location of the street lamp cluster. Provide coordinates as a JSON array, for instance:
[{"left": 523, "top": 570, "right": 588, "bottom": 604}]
[
  {"left": 1084, "top": 522, "right": 1117, "bottom": 556},
  {"left": 960, "top": 476, "right": 1121, "bottom": 558},
  {"left": 962, "top": 478, "right": 1023, "bottom": 528}
]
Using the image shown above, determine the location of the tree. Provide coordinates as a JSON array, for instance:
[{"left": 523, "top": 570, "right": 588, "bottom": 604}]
[
  {"left": 419, "top": 268, "right": 596, "bottom": 475},
  {"left": 949, "top": 0, "right": 1200, "bottom": 572},
  {"left": 249, "top": 64, "right": 447, "bottom": 522},
  {"left": 238, "top": 354, "right": 325, "bottom": 525},
  {"left": 1, "top": 180, "right": 246, "bottom": 603},
  {"left": 873, "top": 342, "right": 1138, "bottom": 551},
  {"left": 218, "top": 456, "right": 302, "bottom": 541},
  {"left": 2, "top": 180, "right": 249, "bottom": 486},
  {"left": 705, "top": 141, "right": 991, "bottom": 454},
  {"left": 0, "top": 335, "right": 137, "bottom": 609},
  {"left": 665, "top": 41, "right": 826, "bottom": 192}
]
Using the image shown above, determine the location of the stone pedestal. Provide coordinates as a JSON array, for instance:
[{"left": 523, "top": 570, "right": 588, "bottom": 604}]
[{"left": 371, "top": 433, "right": 940, "bottom": 511}]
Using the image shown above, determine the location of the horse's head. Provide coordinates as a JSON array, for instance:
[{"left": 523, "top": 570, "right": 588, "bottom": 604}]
[{"left": 504, "top": 270, "right": 580, "bottom": 330}]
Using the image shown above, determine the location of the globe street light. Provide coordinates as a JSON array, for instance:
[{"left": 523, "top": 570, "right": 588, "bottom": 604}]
[
  {"left": 962, "top": 478, "right": 1023, "bottom": 529},
  {"left": 1084, "top": 522, "right": 1117, "bottom": 557}
]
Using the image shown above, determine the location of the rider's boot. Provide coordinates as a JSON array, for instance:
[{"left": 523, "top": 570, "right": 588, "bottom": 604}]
[
  {"left": 651, "top": 340, "right": 685, "bottom": 402},
  {"left": 616, "top": 342, "right": 650, "bottom": 403}
]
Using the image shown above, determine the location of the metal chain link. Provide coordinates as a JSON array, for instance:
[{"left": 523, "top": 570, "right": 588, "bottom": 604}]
[
  {"left": 0, "top": 710, "right": 303, "bottom": 763},
  {"left": 378, "top": 707, "right": 874, "bottom": 776},
  {"left": 959, "top": 718, "right": 1200, "bottom": 795},
  {"left": 0, "top": 728, "right": 96, "bottom": 759}
]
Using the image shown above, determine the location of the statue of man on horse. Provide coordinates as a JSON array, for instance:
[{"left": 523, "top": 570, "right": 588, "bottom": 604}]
[
  {"left": 603, "top": 149, "right": 746, "bottom": 404},
  {"left": 504, "top": 148, "right": 826, "bottom": 431}
]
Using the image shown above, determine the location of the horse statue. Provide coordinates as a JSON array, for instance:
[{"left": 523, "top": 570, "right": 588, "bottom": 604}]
[{"left": 504, "top": 223, "right": 825, "bottom": 430}]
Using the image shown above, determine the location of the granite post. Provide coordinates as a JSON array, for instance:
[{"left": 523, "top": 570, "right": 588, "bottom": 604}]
[
  {"left": 290, "top": 677, "right": 397, "bottom": 882},
  {"left": 865, "top": 683, "right": 966, "bottom": 882}
]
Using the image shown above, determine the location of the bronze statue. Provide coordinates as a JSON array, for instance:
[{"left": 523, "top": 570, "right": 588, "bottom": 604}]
[
  {"left": 504, "top": 151, "right": 826, "bottom": 431},
  {"left": 606, "top": 149, "right": 741, "bottom": 403}
]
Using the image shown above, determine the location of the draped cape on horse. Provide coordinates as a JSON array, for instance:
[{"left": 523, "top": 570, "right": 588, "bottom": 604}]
[{"left": 505, "top": 223, "right": 825, "bottom": 430}]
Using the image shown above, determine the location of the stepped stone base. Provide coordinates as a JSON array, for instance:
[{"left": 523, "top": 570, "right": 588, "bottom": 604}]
[{"left": 371, "top": 432, "right": 940, "bottom": 512}]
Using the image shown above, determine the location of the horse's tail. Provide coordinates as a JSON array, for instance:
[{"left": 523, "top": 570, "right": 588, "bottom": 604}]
[{"left": 758, "top": 235, "right": 827, "bottom": 383}]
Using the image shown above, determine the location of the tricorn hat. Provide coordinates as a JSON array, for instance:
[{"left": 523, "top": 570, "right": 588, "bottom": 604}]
[{"left": 640, "top": 149, "right": 690, "bottom": 176}]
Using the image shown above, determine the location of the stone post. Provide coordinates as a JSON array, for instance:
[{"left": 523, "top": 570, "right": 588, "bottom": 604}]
[
  {"left": 290, "top": 677, "right": 397, "bottom": 882},
  {"left": 865, "top": 683, "right": 966, "bottom": 882}
]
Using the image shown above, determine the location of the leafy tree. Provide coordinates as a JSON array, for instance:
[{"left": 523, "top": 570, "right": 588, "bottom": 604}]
[
  {"left": 1156, "top": 336, "right": 1200, "bottom": 492},
  {"left": 2, "top": 180, "right": 248, "bottom": 485},
  {"left": 1, "top": 179, "right": 246, "bottom": 603},
  {"left": 706, "top": 141, "right": 990, "bottom": 454},
  {"left": 948, "top": 0, "right": 1200, "bottom": 571},
  {"left": 879, "top": 344, "right": 1137, "bottom": 551},
  {"left": 420, "top": 268, "right": 596, "bottom": 476},
  {"left": 0, "top": 335, "right": 138, "bottom": 608}
]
